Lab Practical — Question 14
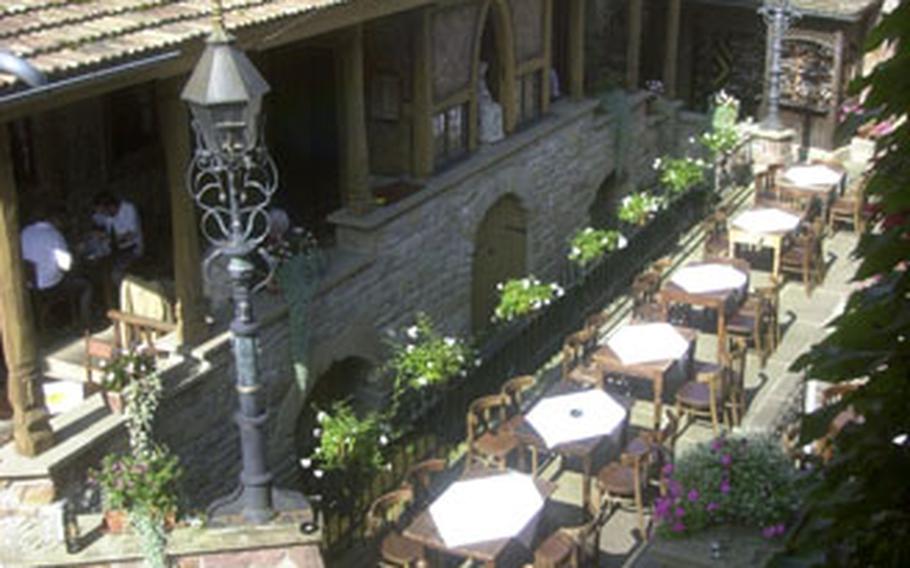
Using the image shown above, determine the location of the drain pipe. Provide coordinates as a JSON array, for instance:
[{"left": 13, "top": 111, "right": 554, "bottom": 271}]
[{"left": 0, "top": 50, "right": 46, "bottom": 88}]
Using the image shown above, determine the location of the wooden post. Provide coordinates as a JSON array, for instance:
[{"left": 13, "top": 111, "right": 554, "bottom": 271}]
[
  {"left": 337, "top": 24, "right": 373, "bottom": 214},
  {"left": 541, "top": 0, "right": 554, "bottom": 113},
  {"left": 0, "top": 124, "right": 54, "bottom": 456},
  {"left": 663, "top": 0, "right": 682, "bottom": 98},
  {"left": 412, "top": 8, "right": 434, "bottom": 179},
  {"left": 568, "top": 0, "right": 586, "bottom": 99},
  {"left": 626, "top": 0, "right": 643, "bottom": 90},
  {"left": 156, "top": 77, "right": 207, "bottom": 346}
]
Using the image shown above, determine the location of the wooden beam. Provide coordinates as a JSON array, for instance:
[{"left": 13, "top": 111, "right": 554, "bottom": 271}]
[
  {"left": 412, "top": 8, "right": 434, "bottom": 179},
  {"left": 541, "top": 0, "right": 554, "bottom": 113},
  {"left": 0, "top": 124, "right": 53, "bottom": 456},
  {"left": 568, "top": 0, "right": 586, "bottom": 99},
  {"left": 155, "top": 76, "right": 207, "bottom": 347},
  {"left": 663, "top": 0, "right": 682, "bottom": 98},
  {"left": 336, "top": 24, "right": 373, "bottom": 214},
  {"left": 626, "top": 0, "right": 643, "bottom": 90}
]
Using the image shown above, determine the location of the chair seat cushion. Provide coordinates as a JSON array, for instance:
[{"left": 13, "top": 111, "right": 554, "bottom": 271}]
[
  {"left": 597, "top": 462, "right": 636, "bottom": 496},
  {"left": 676, "top": 381, "right": 721, "bottom": 409},
  {"left": 473, "top": 429, "right": 519, "bottom": 458},
  {"left": 535, "top": 531, "right": 575, "bottom": 565},
  {"left": 726, "top": 312, "right": 755, "bottom": 334},
  {"left": 381, "top": 531, "right": 424, "bottom": 564}
]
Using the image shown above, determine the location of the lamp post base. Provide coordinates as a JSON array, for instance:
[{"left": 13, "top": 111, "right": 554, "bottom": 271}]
[{"left": 207, "top": 485, "right": 313, "bottom": 528}]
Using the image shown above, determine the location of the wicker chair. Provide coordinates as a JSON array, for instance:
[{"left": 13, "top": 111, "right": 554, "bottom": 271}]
[
  {"left": 465, "top": 394, "right": 521, "bottom": 473},
  {"left": 364, "top": 487, "right": 427, "bottom": 567}
]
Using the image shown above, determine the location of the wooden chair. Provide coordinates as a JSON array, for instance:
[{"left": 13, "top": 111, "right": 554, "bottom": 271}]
[
  {"left": 107, "top": 309, "right": 177, "bottom": 353},
  {"left": 595, "top": 452, "right": 648, "bottom": 539},
  {"left": 724, "top": 337, "right": 748, "bottom": 426},
  {"left": 561, "top": 332, "right": 604, "bottom": 390},
  {"left": 632, "top": 291, "right": 668, "bottom": 323},
  {"left": 701, "top": 212, "right": 730, "bottom": 259},
  {"left": 403, "top": 458, "right": 447, "bottom": 506},
  {"left": 631, "top": 271, "right": 662, "bottom": 315},
  {"left": 532, "top": 492, "right": 610, "bottom": 567},
  {"left": 625, "top": 410, "right": 679, "bottom": 491},
  {"left": 828, "top": 172, "right": 869, "bottom": 233},
  {"left": 780, "top": 219, "right": 825, "bottom": 296},
  {"left": 502, "top": 374, "right": 540, "bottom": 474},
  {"left": 465, "top": 394, "right": 521, "bottom": 473},
  {"left": 364, "top": 487, "right": 427, "bottom": 567},
  {"left": 675, "top": 360, "right": 727, "bottom": 435},
  {"left": 725, "top": 295, "right": 772, "bottom": 367},
  {"left": 738, "top": 275, "right": 783, "bottom": 351},
  {"left": 84, "top": 333, "right": 117, "bottom": 384},
  {"left": 753, "top": 163, "right": 784, "bottom": 204}
]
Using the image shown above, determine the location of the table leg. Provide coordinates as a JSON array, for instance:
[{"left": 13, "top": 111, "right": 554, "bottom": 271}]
[
  {"left": 582, "top": 455, "right": 592, "bottom": 516},
  {"left": 772, "top": 239, "right": 782, "bottom": 279},
  {"left": 728, "top": 236, "right": 736, "bottom": 259},
  {"left": 653, "top": 375, "right": 663, "bottom": 431},
  {"left": 717, "top": 308, "right": 727, "bottom": 363}
]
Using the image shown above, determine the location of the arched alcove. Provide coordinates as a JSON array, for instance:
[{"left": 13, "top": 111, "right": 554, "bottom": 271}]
[
  {"left": 588, "top": 172, "right": 623, "bottom": 229},
  {"left": 471, "top": 194, "right": 528, "bottom": 334},
  {"left": 472, "top": 0, "right": 518, "bottom": 138}
]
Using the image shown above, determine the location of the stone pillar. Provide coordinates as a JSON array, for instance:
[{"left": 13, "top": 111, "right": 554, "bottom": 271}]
[
  {"left": 337, "top": 24, "right": 373, "bottom": 214},
  {"left": 626, "top": 0, "right": 643, "bottom": 90},
  {"left": 156, "top": 77, "right": 207, "bottom": 346},
  {"left": 568, "top": 0, "right": 586, "bottom": 100},
  {"left": 749, "top": 125, "right": 797, "bottom": 169},
  {"left": 663, "top": 0, "right": 681, "bottom": 99},
  {"left": 0, "top": 124, "right": 54, "bottom": 456},
  {"left": 412, "top": 8, "right": 434, "bottom": 179}
]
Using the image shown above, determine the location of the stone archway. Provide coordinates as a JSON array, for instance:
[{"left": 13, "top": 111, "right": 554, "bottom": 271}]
[
  {"left": 471, "top": 194, "right": 528, "bottom": 334},
  {"left": 472, "top": 0, "right": 518, "bottom": 137},
  {"left": 588, "top": 171, "right": 623, "bottom": 229}
]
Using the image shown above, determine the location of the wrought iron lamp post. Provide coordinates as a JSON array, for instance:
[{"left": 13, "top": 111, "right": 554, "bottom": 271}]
[
  {"left": 181, "top": 16, "right": 310, "bottom": 525},
  {"left": 759, "top": 0, "right": 801, "bottom": 130}
]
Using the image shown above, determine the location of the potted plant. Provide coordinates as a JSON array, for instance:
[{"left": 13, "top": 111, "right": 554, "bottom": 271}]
[
  {"left": 99, "top": 346, "right": 156, "bottom": 414},
  {"left": 492, "top": 276, "right": 565, "bottom": 324},
  {"left": 618, "top": 192, "right": 664, "bottom": 228},
  {"left": 568, "top": 227, "right": 628, "bottom": 269},
  {"left": 654, "top": 156, "right": 707, "bottom": 199},
  {"left": 91, "top": 445, "right": 182, "bottom": 533}
]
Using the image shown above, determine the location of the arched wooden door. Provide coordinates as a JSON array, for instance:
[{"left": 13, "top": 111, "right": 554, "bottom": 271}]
[{"left": 472, "top": 195, "right": 528, "bottom": 334}]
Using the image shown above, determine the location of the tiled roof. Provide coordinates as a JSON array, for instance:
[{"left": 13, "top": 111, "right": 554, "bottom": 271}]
[{"left": 0, "top": 0, "right": 351, "bottom": 92}]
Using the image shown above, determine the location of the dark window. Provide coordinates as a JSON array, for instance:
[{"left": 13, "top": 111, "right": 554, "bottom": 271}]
[
  {"left": 433, "top": 103, "right": 468, "bottom": 168},
  {"left": 108, "top": 84, "right": 157, "bottom": 165},
  {"left": 9, "top": 119, "right": 38, "bottom": 189}
]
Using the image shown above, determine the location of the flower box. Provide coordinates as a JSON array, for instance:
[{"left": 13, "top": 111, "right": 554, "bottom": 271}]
[{"left": 647, "top": 526, "right": 783, "bottom": 567}]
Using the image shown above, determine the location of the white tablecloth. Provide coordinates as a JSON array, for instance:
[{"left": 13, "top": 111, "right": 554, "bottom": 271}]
[
  {"left": 670, "top": 264, "right": 748, "bottom": 294},
  {"left": 783, "top": 164, "right": 844, "bottom": 188},
  {"left": 525, "top": 390, "right": 627, "bottom": 448},
  {"left": 607, "top": 323, "right": 690, "bottom": 365},
  {"left": 429, "top": 471, "right": 545, "bottom": 548},
  {"left": 731, "top": 208, "right": 801, "bottom": 234}
]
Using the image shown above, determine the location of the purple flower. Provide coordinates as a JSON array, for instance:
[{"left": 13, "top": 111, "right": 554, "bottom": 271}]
[
  {"left": 711, "top": 438, "right": 725, "bottom": 452},
  {"left": 668, "top": 479, "right": 683, "bottom": 498},
  {"left": 762, "top": 526, "right": 776, "bottom": 539},
  {"left": 720, "top": 479, "right": 731, "bottom": 494},
  {"left": 721, "top": 453, "right": 732, "bottom": 467},
  {"left": 706, "top": 501, "right": 719, "bottom": 512},
  {"left": 654, "top": 497, "right": 672, "bottom": 520},
  {"left": 774, "top": 523, "right": 786, "bottom": 536},
  {"left": 661, "top": 463, "right": 674, "bottom": 477},
  {"left": 675, "top": 506, "right": 686, "bottom": 518},
  {"left": 687, "top": 489, "right": 699, "bottom": 502},
  {"left": 671, "top": 521, "right": 686, "bottom": 533}
]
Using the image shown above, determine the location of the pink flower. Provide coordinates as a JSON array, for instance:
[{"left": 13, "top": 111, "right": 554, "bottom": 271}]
[
  {"left": 668, "top": 479, "right": 683, "bottom": 498},
  {"left": 710, "top": 438, "right": 725, "bottom": 452},
  {"left": 720, "top": 479, "right": 731, "bottom": 494},
  {"left": 675, "top": 506, "right": 686, "bottom": 518},
  {"left": 721, "top": 453, "right": 732, "bottom": 467},
  {"left": 774, "top": 523, "right": 786, "bottom": 536},
  {"left": 671, "top": 521, "right": 686, "bottom": 533},
  {"left": 687, "top": 489, "right": 699, "bottom": 502},
  {"left": 762, "top": 526, "right": 777, "bottom": 539},
  {"left": 661, "top": 463, "right": 674, "bottom": 477},
  {"left": 706, "top": 501, "right": 719, "bottom": 512}
]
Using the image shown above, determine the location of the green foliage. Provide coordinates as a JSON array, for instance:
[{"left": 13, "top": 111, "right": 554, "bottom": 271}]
[
  {"left": 92, "top": 446, "right": 182, "bottom": 516},
  {"left": 770, "top": 5, "right": 910, "bottom": 566},
  {"left": 618, "top": 192, "right": 664, "bottom": 226},
  {"left": 568, "top": 227, "right": 627, "bottom": 267},
  {"left": 99, "top": 347, "right": 156, "bottom": 392},
  {"left": 655, "top": 435, "right": 799, "bottom": 539},
  {"left": 387, "top": 312, "right": 475, "bottom": 393},
  {"left": 307, "top": 400, "right": 388, "bottom": 475},
  {"left": 700, "top": 90, "right": 742, "bottom": 157},
  {"left": 654, "top": 156, "right": 707, "bottom": 197},
  {"left": 493, "top": 276, "right": 565, "bottom": 322}
]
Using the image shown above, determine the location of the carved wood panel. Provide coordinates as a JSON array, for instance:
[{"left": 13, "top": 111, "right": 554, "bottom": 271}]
[{"left": 780, "top": 36, "right": 836, "bottom": 113}]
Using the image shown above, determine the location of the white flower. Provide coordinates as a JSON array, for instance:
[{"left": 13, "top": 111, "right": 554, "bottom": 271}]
[
  {"left": 617, "top": 235, "right": 628, "bottom": 249},
  {"left": 652, "top": 157, "right": 662, "bottom": 170},
  {"left": 379, "top": 434, "right": 389, "bottom": 446},
  {"left": 405, "top": 325, "right": 419, "bottom": 339},
  {"left": 316, "top": 411, "right": 327, "bottom": 424},
  {"left": 688, "top": 136, "right": 696, "bottom": 144},
  {"left": 532, "top": 300, "right": 542, "bottom": 309},
  {"left": 406, "top": 344, "right": 415, "bottom": 353},
  {"left": 384, "top": 463, "right": 393, "bottom": 472},
  {"left": 300, "top": 458, "right": 312, "bottom": 469},
  {"left": 417, "top": 377, "right": 428, "bottom": 387},
  {"left": 444, "top": 337, "right": 456, "bottom": 347},
  {"left": 522, "top": 279, "right": 531, "bottom": 290},
  {"left": 474, "top": 357, "right": 482, "bottom": 367},
  {"left": 496, "top": 282, "right": 504, "bottom": 291},
  {"left": 426, "top": 361, "right": 434, "bottom": 369},
  {"left": 571, "top": 246, "right": 581, "bottom": 256},
  {"left": 313, "top": 469, "right": 324, "bottom": 479},
  {"left": 313, "top": 428, "right": 322, "bottom": 438}
]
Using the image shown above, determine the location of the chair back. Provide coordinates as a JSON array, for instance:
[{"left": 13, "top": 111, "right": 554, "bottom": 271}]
[
  {"left": 466, "top": 393, "right": 508, "bottom": 442},
  {"left": 85, "top": 333, "right": 117, "bottom": 383},
  {"left": 725, "top": 337, "right": 748, "bottom": 398},
  {"left": 501, "top": 374, "right": 536, "bottom": 413},
  {"left": 404, "top": 458, "right": 447, "bottom": 505},
  {"left": 561, "top": 328, "right": 594, "bottom": 379},
  {"left": 365, "top": 486, "right": 414, "bottom": 539}
]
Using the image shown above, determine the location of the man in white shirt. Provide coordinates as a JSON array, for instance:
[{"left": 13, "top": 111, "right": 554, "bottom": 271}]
[
  {"left": 21, "top": 208, "right": 92, "bottom": 328},
  {"left": 92, "top": 192, "right": 143, "bottom": 285}
]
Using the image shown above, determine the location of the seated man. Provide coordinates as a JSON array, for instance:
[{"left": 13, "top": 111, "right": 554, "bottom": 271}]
[
  {"left": 91, "top": 192, "right": 143, "bottom": 285},
  {"left": 21, "top": 207, "right": 93, "bottom": 328}
]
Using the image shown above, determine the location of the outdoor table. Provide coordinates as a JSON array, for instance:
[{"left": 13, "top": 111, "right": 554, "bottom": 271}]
[
  {"left": 728, "top": 207, "right": 802, "bottom": 278},
  {"left": 591, "top": 323, "right": 697, "bottom": 431},
  {"left": 403, "top": 468, "right": 557, "bottom": 567},
  {"left": 778, "top": 163, "right": 846, "bottom": 216},
  {"left": 514, "top": 381, "right": 628, "bottom": 514},
  {"left": 660, "top": 260, "right": 750, "bottom": 360}
]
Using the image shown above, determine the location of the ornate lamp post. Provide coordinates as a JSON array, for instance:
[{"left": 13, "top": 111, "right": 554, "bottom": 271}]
[
  {"left": 759, "top": 0, "right": 801, "bottom": 130},
  {"left": 181, "top": 10, "right": 310, "bottom": 525}
]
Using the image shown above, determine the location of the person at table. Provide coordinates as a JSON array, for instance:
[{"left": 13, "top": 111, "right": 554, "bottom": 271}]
[
  {"left": 91, "top": 191, "right": 143, "bottom": 285},
  {"left": 21, "top": 206, "right": 93, "bottom": 328}
]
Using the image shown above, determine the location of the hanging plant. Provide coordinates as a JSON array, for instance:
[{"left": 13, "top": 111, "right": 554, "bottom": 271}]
[
  {"left": 618, "top": 192, "right": 664, "bottom": 226},
  {"left": 568, "top": 227, "right": 628, "bottom": 267},
  {"left": 493, "top": 276, "right": 565, "bottom": 323},
  {"left": 654, "top": 156, "right": 707, "bottom": 197}
]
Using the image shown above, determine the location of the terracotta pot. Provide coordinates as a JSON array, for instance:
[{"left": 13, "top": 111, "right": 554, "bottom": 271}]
[
  {"left": 104, "top": 509, "right": 129, "bottom": 533},
  {"left": 104, "top": 390, "right": 126, "bottom": 414}
]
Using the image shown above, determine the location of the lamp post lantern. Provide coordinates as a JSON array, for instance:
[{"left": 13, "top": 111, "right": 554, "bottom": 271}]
[
  {"left": 759, "top": 0, "right": 800, "bottom": 130},
  {"left": 182, "top": 15, "right": 310, "bottom": 525}
]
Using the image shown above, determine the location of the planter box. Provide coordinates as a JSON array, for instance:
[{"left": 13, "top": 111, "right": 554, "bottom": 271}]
[{"left": 644, "top": 526, "right": 783, "bottom": 567}]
